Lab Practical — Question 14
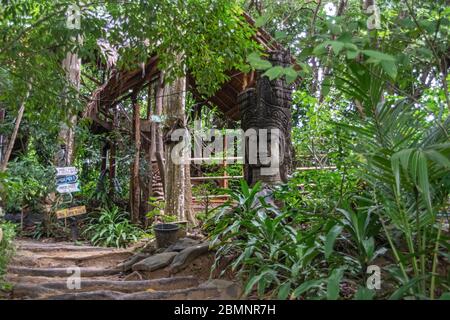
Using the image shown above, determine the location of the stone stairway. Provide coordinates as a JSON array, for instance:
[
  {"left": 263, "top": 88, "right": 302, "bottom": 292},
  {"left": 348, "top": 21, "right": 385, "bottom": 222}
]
[{"left": 5, "top": 239, "right": 240, "bottom": 300}]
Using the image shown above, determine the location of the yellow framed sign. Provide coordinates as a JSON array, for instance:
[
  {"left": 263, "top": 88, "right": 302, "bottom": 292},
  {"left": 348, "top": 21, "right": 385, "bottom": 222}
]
[{"left": 56, "top": 206, "right": 86, "bottom": 219}]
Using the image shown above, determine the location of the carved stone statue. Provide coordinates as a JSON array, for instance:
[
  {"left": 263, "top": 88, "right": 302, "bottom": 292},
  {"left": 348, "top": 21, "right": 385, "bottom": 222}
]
[{"left": 239, "top": 50, "right": 293, "bottom": 186}]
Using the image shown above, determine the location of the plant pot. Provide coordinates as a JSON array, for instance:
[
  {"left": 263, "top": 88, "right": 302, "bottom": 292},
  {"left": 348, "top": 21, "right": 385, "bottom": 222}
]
[{"left": 153, "top": 223, "right": 180, "bottom": 248}]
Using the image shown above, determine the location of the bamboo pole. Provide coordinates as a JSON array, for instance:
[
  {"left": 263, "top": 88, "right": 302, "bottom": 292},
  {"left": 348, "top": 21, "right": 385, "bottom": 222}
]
[{"left": 1, "top": 85, "right": 31, "bottom": 172}]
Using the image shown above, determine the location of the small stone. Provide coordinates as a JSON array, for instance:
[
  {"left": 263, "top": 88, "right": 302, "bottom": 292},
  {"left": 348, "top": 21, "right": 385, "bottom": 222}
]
[
  {"left": 132, "top": 252, "right": 178, "bottom": 272},
  {"left": 164, "top": 238, "right": 200, "bottom": 252},
  {"left": 117, "top": 253, "right": 149, "bottom": 272},
  {"left": 169, "top": 242, "right": 210, "bottom": 273}
]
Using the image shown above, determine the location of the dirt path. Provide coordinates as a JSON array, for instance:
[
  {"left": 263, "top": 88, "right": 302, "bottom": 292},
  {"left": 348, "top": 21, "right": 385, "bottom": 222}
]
[{"left": 5, "top": 239, "right": 240, "bottom": 300}]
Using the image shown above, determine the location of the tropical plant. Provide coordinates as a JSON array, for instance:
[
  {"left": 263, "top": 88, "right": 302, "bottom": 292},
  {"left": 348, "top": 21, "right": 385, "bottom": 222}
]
[
  {"left": 2, "top": 157, "right": 54, "bottom": 213},
  {"left": 83, "top": 206, "right": 143, "bottom": 248},
  {"left": 207, "top": 180, "right": 361, "bottom": 299},
  {"left": 343, "top": 100, "right": 450, "bottom": 299}
]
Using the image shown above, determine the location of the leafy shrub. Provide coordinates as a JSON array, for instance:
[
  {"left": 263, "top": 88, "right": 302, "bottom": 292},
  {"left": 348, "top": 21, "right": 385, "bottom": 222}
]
[
  {"left": 0, "top": 220, "right": 16, "bottom": 280},
  {"left": 207, "top": 180, "right": 357, "bottom": 299},
  {"left": 83, "top": 206, "right": 143, "bottom": 248},
  {"left": 344, "top": 102, "right": 450, "bottom": 299},
  {"left": 2, "top": 157, "right": 54, "bottom": 213}
]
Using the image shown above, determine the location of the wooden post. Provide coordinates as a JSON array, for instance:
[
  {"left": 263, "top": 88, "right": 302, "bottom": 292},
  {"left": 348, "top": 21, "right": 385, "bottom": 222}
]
[
  {"left": 223, "top": 135, "right": 228, "bottom": 189},
  {"left": 0, "top": 86, "right": 31, "bottom": 171},
  {"left": 130, "top": 96, "right": 141, "bottom": 224},
  {"left": 141, "top": 83, "right": 155, "bottom": 226},
  {"left": 155, "top": 74, "right": 165, "bottom": 192},
  {"left": 100, "top": 143, "right": 108, "bottom": 172}
]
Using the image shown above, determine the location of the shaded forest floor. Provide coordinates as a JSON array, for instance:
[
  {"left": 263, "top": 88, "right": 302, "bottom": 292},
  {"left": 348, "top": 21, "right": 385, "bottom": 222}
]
[{"left": 3, "top": 238, "right": 240, "bottom": 300}]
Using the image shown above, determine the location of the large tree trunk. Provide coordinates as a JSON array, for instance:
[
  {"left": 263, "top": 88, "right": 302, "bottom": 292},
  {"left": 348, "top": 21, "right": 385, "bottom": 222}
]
[
  {"left": 162, "top": 76, "right": 195, "bottom": 224},
  {"left": 57, "top": 52, "right": 81, "bottom": 166},
  {"left": 239, "top": 50, "right": 293, "bottom": 186}
]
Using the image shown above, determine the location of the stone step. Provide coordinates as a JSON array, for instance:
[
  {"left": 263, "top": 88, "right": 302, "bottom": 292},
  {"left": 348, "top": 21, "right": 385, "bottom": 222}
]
[
  {"left": 11, "top": 250, "right": 133, "bottom": 268},
  {"left": 12, "top": 276, "right": 200, "bottom": 299},
  {"left": 8, "top": 266, "right": 122, "bottom": 277},
  {"left": 15, "top": 240, "right": 125, "bottom": 253},
  {"left": 41, "top": 280, "right": 240, "bottom": 300}
]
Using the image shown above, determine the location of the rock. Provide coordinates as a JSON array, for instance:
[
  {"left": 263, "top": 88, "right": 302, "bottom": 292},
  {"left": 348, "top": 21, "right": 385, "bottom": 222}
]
[
  {"left": 140, "top": 239, "right": 157, "bottom": 254},
  {"left": 117, "top": 253, "right": 150, "bottom": 272},
  {"left": 132, "top": 252, "right": 178, "bottom": 272},
  {"left": 169, "top": 242, "right": 210, "bottom": 274},
  {"left": 164, "top": 238, "right": 200, "bottom": 253}
]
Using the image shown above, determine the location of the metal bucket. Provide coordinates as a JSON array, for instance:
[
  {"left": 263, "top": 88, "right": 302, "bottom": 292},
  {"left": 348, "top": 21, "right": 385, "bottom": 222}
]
[{"left": 153, "top": 223, "right": 180, "bottom": 248}]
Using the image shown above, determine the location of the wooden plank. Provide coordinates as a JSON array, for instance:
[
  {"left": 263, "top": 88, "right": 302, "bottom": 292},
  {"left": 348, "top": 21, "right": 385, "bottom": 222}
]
[
  {"left": 295, "top": 166, "right": 337, "bottom": 171},
  {"left": 192, "top": 195, "right": 230, "bottom": 200},
  {"left": 189, "top": 157, "right": 243, "bottom": 162},
  {"left": 190, "top": 175, "right": 243, "bottom": 181}
]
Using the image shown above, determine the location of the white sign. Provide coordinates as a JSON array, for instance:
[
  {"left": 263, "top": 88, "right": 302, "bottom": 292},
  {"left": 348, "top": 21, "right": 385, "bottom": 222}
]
[
  {"left": 56, "top": 183, "right": 80, "bottom": 194},
  {"left": 56, "top": 167, "right": 78, "bottom": 176}
]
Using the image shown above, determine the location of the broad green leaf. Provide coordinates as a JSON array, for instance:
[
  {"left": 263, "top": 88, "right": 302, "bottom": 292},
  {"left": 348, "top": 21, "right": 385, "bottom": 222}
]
[
  {"left": 346, "top": 50, "right": 359, "bottom": 60},
  {"left": 381, "top": 60, "right": 397, "bottom": 79},
  {"left": 263, "top": 66, "right": 283, "bottom": 80},
  {"left": 417, "top": 151, "right": 432, "bottom": 212},
  {"left": 329, "top": 40, "right": 344, "bottom": 55},
  {"left": 325, "top": 224, "right": 343, "bottom": 259},
  {"left": 389, "top": 276, "right": 427, "bottom": 300},
  {"left": 283, "top": 67, "right": 298, "bottom": 84},
  {"left": 313, "top": 42, "right": 328, "bottom": 56},
  {"left": 277, "top": 282, "right": 291, "bottom": 300},
  {"left": 291, "top": 279, "right": 323, "bottom": 299},
  {"left": 362, "top": 237, "right": 375, "bottom": 261},
  {"left": 337, "top": 32, "right": 352, "bottom": 43},
  {"left": 255, "top": 14, "right": 269, "bottom": 28},
  {"left": 354, "top": 286, "right": 375, "bottom": 300},
  {"left": 247, "top": 52, "right": 272, "bottom": 70},
  {"left": 244, "top": 274, "right": 261, "bottom": 296},
  {"left": 327, "top": 268, "right": 344, "bottom": 300},
  {"left": 362, "top": 50, "right": 395, "bottom": 62}
]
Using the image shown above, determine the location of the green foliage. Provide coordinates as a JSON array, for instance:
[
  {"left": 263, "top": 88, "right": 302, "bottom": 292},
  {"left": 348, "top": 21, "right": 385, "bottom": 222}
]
[
  {"left": 2, "top": 156, "right": 54, "bottom": 213},
  {"left": 146, "top": 197, "right": 176, "bottom": 224},
  {"left": 207, "top": 180, "right": 364, "bottom": 300},
  {"left": 0, "top": 220, "right": 16, "bottom": 283},
  {"left": 83, "top": 206, "right": 143, "bottom": 248},
  {"left": 345, "top": 101, "right": 450, "bottom": 299}
]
